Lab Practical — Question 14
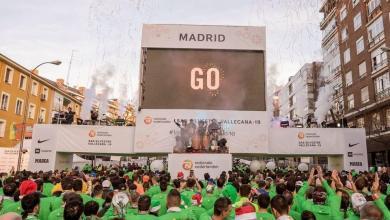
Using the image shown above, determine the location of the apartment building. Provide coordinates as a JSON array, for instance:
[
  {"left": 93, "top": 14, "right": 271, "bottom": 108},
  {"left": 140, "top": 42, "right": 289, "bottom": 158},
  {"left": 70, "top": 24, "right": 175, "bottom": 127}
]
[
  {"left": 278, "top": 62, "right": 322, "bottom": 125},
  {"left": 0, "top": 53, "right": 82, "bottom": 148},
  {"left": 320, "top": 0, "right": 390, "bottom": 165}
]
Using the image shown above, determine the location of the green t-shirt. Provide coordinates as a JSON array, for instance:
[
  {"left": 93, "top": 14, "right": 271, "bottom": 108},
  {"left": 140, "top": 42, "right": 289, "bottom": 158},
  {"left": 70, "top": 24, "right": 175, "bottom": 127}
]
[
  {"left": 186, "top": 205, "right": 206, "bottom": 219},
  {"left": 201, "top": 194, "right": 217, "bottom": 210},
  {"left": 43, "top": 182, "right": 55, "bottom": 197},
  {"left": 159, "top": 209, "right": 195, "bottom": 220},
  {"left": 199, "top": 212, "right": 212, "bottom": 220},
  {"left": 48, "top": 207, "right": 64, "bottom": 220},
  {"left": 93, "top": 197, "right": 105, "bottom": 208},
  {"left": 0, "top": 198, "right": 15, "bottom": 212},
  {"left": 125, "top": 213, "right": 158, "bottom": 220},
  {"left": 25, "top": 214, "right": 39, "bottom": 220},
  {"left": 256, "top": 212, "right": 276, "bottom": 220},
  {"left": 145, "top": 185, "right": 161, "bottom": 197},
  {"left": 80, "top": 193, "right": 93, "bottom": 204},
  {"left": 39, "top": 196, "right": 57, "bottom": 220},
  {"left": 222, "top": 183, "right": 238, "bottom": 203},
  {"left": 151, "top": 191, "right": 168, "bottom": 216},
  {"left": 181, "top": 189, "right": 196, "bottom": 207},
  {"left": 0, "top": 188, "right": 4, "bottom": 196},
  {"left": 213, "top": 188, "right": 223, "bottom": 198},
  {"left": 0, "top": 201, "right": 22, "bottom": 215}
]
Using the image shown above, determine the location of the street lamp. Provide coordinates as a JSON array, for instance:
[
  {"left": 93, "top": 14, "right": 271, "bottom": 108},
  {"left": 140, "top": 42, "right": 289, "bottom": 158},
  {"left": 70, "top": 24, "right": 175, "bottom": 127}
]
[{"left": 16, "top": 60, "right": 61, "bottom": 171}]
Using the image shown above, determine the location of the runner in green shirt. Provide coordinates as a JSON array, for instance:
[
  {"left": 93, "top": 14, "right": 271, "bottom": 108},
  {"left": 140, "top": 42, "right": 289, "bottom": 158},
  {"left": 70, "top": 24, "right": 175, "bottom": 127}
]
[
  {"left": 256, "top": 193, "right": 275, "bottom": 220},
  {"left": 151, "top": 179, "right": 169, "bottom": 216},
  {"left": 145, "top": 176, "right": 160, "bottom": 197},
  {"left": 159, "top": 189, "right": 195, "bottom": 220},
  {"left": 21, "top": 192, "right": 40, "bottom": 220},
  {"left": 125, "top": 195, "right": 158, "bottom": 220},
  {"left": 42, "top": 173, "right": 54, "bottom": 197},
  {"left": 199, "top": 197, "right": 232, "bottom": 220},
  {"left": 202, "top": 185, "right": 218, "bottom": 210}
]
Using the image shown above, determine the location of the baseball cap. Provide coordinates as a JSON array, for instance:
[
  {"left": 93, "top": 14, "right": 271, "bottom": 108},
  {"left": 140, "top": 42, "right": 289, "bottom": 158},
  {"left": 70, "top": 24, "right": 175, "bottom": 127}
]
[
  {"left": 177, "top": 171, "right": 184, "bottom": 179},
  {"left": 102, "top": 180, "right": 112, "bottom": 188}
]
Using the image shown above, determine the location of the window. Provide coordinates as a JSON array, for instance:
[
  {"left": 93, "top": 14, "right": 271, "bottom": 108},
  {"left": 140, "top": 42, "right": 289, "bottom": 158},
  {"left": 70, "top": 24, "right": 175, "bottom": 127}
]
[
  {"left": 341, "top": 28, "right": 348, "bottom": 42},
  {"left": 357, "top": 117, "right": 364, "bottom": 128},
  {"left": 371, "top": 46, "right": 388, "bottom": 71},
  {"left": 374, "top": 72, "right": 390, "bottom": 93},
  {"left": 344, "top": 48, "right": 351, "bottom": 64},
  {"left": 359, "top": 62, "right": 367, "bottom": 78},
  {"left": 19, "top": 74, "right": 27, "bottom": 90},
  {"left": 31, "top": 81, "right": 38, "bottom": 96},
  {"left": 340, "top": 6, "right": 347, "bottom": 21},
  {"left": 0, "top": 92, "right": 10, "bottom": 111},
  {"left": 28, "top": 103, "right": 36, "bottom": 119},
  {"left": 361, "top": 86, "right": 369, "bottom": 104},
  {"left": 39, "top": 108, "right": 46, "bottom": 123},
  {"left": 372, "top": 112, "right": 381, "bottom": 130},
  {"left": 368, "top": 0, "right": 381, "bottom": 15},
  {"left": 367, "top": 17, "right": 384, "bottom": 44},
  {"left": 42, "top": 87, "right": 49, "bottom": 100},
  {"left": 352, "top": 0, "right": 359, "bottom": 7},
  {"left": 347, "top": 94, "right": 354, "bottom": 109},
  {"left": 0, "top": 119, "right": 6, "bottom": 138},
  {"left": 387, "top": 109, "right": 390, "bottom": 127},
  {"left": 4, "top": 66, "right": 13, "bottom": 84},
  {"left": 345, "top": 71, "right": 353, "bottom": 86},
  {"left": 348, "top": 121, "right": 355, "bottom": 128},
  {"left": 15, "top": 99, "right": 24, "bottom": 115},
  {"left": 356, "top": 36, "right": 364, "bottom": 54},
  {"left": 353, "top": 13, "right": 362, "bottom": 31}
]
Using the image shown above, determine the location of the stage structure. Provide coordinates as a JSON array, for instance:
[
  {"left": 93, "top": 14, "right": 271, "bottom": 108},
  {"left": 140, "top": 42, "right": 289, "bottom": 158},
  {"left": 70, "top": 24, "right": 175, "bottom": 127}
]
[{"left": 23, "top": 25, "right": 368, "bottom": 176}]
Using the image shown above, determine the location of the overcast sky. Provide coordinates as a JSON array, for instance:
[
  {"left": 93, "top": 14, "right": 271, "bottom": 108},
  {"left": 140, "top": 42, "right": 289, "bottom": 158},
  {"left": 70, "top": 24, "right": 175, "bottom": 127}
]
[{"left": 0, "top": 0, "right": 322, "bottom": 100}]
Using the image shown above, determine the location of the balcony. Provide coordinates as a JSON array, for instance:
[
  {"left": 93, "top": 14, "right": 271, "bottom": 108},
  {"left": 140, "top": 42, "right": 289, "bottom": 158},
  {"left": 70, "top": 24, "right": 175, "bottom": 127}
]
[
  {"left": 375, "top": 87, "right": 390, "bottom": 102},
  {"left": 372, "top": 59, "right": 388, "bottom": 73},
  {"left": 367, "top": 1, "right": 382, "bottom": 22},
  {"left": 368, "top": 32, "right": 385, "bottom": 49}
]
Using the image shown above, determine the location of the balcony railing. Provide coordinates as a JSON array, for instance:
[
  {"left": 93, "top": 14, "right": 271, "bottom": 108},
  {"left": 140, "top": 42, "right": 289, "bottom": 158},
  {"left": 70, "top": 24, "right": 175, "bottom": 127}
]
[
  {"left": 368, "top": 31, "right": 385, "bottom": 48},
  {"left": 372, "top": 59, "right": 388, "bottom": 72},
  {"left": 375, "top": 87, "right": 390, "bottom": 102}
]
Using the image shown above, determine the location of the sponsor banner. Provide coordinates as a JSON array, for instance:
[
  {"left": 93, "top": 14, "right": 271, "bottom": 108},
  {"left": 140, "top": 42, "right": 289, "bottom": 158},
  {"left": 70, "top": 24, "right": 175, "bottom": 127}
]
[
  {"left": 135, "top": 109, "right": 268, "bottom": 153},
  {"left": 269, "top": 128, "right": 342, "bottom": 154},
  {"left": 168, "top": 153, "right": 232, "bottom": 179},
  {"left": 31, "top": 124, "right": 135, "bottom": 154},
  {"left": 341, "top": 129, "right": 368, "bottom": 172},
  {"left": 29, "top": 125, "right": 57, "bottom": 171},
  {"left": 142, "top": 24, "right": 265, "bottom": 50},
  {"left": 269, "top": 128, "right": 368, "bottom": 171},
  {"left": 0, "top": 140, "right": 31, "bottom": 173}
]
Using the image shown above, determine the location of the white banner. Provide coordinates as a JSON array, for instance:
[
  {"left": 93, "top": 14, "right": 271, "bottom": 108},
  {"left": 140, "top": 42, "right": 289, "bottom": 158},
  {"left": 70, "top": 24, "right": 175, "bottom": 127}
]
[
  {"left": 0, "top": 146, "right": 30, "bottom": 173},
  {"left": 341, "top": 129, "right": 368, "bottom": 172},
  {"left": 269, "top": 128, "right": 368, "bottom": 171},
  {"left": 142, "top": 24, "right": 266, "bottom": 50},
  {"left": 134, "top": 109, "right": 269, "bottom": 153},
  {"left": 31, "top": 124, "right": 135, "bottom": 154},
  {"left": 168, "top": 153, "right": 232, "bottom": 179}
]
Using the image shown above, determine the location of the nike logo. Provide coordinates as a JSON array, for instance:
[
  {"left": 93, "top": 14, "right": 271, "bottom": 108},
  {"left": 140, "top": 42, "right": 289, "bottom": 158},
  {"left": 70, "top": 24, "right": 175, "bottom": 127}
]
[
  {"left": 349, "top": 143, "right": 359, "bottom": 147},
  {"left": 37, "top": 139, "right": 49, "bottom": 144}
]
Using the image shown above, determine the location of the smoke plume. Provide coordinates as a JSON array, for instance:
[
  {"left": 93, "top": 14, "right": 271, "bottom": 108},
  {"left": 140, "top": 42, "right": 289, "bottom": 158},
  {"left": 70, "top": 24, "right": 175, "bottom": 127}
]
[{"left": 80, "top": 64, "right": 115, "bottom": 120}]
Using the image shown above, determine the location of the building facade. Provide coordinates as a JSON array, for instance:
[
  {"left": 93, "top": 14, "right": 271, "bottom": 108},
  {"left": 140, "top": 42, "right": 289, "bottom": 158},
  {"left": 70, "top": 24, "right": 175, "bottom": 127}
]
[
  {"left": 0, "top": 53, "right": 82, "bottom": 148},
  {"left": 320, "top": 0, "right": 390, "bottom": 166},
  {"left": 278, "top": 62, "right": 322, "bottom": 125}
]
